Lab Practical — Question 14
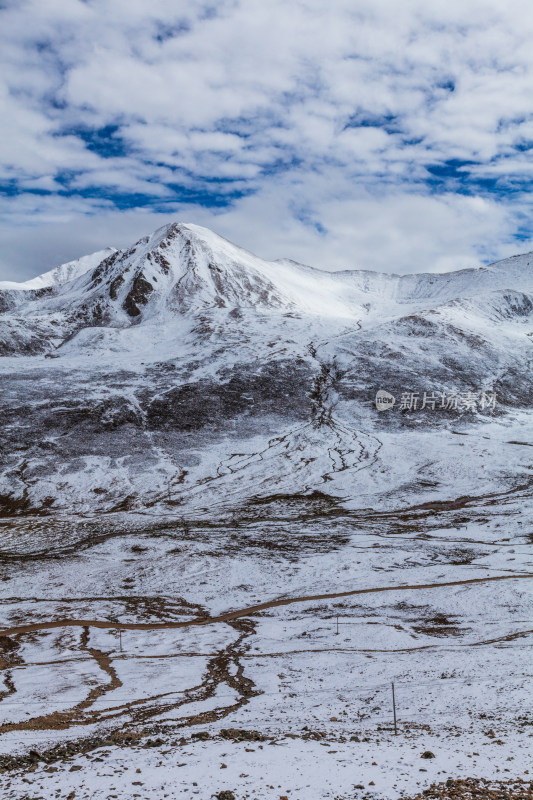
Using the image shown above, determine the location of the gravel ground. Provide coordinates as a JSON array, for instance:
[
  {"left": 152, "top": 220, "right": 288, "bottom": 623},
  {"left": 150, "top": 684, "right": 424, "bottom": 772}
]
[{"left": 404, "top": 777, "right": 533, "bottom": 799}]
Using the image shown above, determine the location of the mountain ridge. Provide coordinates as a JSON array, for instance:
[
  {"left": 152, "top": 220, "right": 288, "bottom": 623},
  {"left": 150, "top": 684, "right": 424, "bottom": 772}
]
[
  {"left": 3, "top": 221, "right": 533, "bottom": 301},
  {"left": 0, "top": 247, "right": 116, "bottom": 291},
  {"left": 1, "top": 222, "right": 532, "bottom": 359}
]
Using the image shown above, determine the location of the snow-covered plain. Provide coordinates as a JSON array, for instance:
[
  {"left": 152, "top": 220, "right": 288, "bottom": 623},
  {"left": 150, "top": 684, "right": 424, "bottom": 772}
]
[{"left": 0, "top": 224, "right": 532, "bottom": 798}]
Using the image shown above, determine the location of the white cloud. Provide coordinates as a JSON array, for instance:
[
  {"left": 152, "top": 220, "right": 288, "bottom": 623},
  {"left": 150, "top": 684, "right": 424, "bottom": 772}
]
[
  {"left": 1, "top": 169, "right": 530, "bottom": 280},
  {"left": 1, "top": 0, "right": 533, "bottom": 278}
]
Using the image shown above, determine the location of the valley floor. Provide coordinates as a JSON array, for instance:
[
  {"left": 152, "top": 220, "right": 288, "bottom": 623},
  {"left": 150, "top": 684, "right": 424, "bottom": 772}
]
[{"left": 0, "top": 485, "right": 532, "bottom": 799}]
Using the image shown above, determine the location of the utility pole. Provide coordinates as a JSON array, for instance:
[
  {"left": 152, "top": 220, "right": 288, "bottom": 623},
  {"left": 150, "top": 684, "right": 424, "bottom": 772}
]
[
  {"left": 335, "top": 615, "right": 339, "bottom": 635},
  {"left": 392, "top": 682, "right": 398, "bottom": 735}
]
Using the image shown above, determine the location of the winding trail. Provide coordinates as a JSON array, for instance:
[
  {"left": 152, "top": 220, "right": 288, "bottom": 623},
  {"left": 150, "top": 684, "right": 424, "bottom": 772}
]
[{"left": 1, "top": 573, "right": 531, "bottom": 638}]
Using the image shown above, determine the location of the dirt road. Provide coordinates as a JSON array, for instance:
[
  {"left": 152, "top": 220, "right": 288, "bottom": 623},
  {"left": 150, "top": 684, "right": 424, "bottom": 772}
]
[{"left": 1, "top": 573, "right": 531, "bottom": 637}]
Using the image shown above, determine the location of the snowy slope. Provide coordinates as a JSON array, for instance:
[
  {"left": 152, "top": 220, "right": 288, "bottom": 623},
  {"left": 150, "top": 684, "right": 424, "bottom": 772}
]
[{"left": 0, "top": 221, "right": 532, "bottom": 516}]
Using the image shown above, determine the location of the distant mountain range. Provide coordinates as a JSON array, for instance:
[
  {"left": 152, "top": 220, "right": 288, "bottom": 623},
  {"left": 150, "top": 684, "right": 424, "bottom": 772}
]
[{"left": 1, "top": 222, "right": 532, "bottom": 519}]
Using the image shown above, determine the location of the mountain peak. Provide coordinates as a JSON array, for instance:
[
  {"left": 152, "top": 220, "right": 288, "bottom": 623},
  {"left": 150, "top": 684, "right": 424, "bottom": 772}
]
[{"left": 76, "top": 221, "right": 297, "bottom": 321}]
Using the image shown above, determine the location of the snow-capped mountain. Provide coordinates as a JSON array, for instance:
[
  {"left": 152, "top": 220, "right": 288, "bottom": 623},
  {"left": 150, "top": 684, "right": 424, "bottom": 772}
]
[
  {"left": 0, "top": 247, "right": 116, "bottom": 292},
  {"left": 1, "top": 222, "right": 532, "bottom": 354},
  {"left": 1, "top": 221, "right": 532, "bottom": 518}
]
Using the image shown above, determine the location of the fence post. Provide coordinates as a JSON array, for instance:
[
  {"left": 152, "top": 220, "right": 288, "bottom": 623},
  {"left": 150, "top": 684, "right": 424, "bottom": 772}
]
[{"left": 392, "top": 681, "right": 398, "bottom": 735}]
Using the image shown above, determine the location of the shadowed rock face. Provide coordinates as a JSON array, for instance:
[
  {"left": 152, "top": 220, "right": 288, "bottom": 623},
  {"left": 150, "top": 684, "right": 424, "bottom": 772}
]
[
  {"left": 123, "top": 274, "right": 154, "bottom": 317},
  {"left": 0, "top": 222, "right": 532, "bottom": 516}
]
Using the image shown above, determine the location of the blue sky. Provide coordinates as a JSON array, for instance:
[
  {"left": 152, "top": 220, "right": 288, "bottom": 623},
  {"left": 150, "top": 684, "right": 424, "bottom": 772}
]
[{"left": 1, "top": 0, "right": 533, "bottom": 279}]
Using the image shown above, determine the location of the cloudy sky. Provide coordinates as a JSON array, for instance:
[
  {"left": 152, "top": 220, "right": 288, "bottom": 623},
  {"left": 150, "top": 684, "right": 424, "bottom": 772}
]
[{"left": 1, "top": 0, "right": 533, "bottom": 279}]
